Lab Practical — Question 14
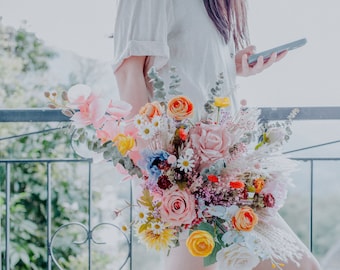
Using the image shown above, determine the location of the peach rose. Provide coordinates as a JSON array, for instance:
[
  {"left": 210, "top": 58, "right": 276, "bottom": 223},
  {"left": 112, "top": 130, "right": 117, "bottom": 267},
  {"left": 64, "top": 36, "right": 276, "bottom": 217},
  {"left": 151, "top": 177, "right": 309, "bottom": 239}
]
[
  {"left": 159, "top": 187, "right": 196, "bottom": 226},
  {"left": 232, "top": 206, "right": 258, "bottom": 232},
  {"left": 186, "top": 230, "right": 215, "bottom": 257},
  {"left": 139, "top": 101, "right": 163, "bottom": 120},
  {"left": 167, "top": 95, "right": 194, "bottom": 120}
]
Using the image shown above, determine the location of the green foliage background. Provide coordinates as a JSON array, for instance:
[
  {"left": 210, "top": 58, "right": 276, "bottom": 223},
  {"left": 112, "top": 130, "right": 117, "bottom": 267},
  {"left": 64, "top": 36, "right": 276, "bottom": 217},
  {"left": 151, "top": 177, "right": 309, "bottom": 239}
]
[{"left": 0, "top": 21, "right": 90, "bottom": 269}]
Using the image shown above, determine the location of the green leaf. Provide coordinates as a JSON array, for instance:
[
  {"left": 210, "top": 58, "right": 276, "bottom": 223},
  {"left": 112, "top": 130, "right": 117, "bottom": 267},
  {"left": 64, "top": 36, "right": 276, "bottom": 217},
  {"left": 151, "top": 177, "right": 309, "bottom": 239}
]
[
  {"left": 197, "top": 222, "right": 215, "bottom": 236},
  {"left": 203, "top": 241, "right": 222, "bottom": 267}
]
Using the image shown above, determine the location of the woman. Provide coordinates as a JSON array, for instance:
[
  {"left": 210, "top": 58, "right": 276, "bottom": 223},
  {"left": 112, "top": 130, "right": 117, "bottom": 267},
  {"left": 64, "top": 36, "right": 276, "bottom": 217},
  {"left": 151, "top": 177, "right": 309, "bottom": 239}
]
[{"left": 112, "top": 0, "right": 321, "bottom": 269}]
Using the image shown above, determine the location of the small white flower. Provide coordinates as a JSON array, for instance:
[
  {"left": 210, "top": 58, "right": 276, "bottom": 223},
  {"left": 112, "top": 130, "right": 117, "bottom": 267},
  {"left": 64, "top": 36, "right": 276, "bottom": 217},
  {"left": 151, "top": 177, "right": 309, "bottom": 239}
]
[
  {"left": 151, "top": 116, "right": 162, "bottom": 129},
  {"left": 134, "top": 114, "right": 146, "bottom": 127},
  {"left": 135, "top": 207, "right": 149, "bottom": 224},
  {"left": 139, "top": 122, "right": 155, "bottom": 139},
  {"left": 150, "top": 221, "right": 165, "bottom": 235},
  {"left": 177, "top": 155, "right": 195, "bottom": 173},
  {"left": 184, "top": 148, "right": 194, "bottom": 158},
  {"left": 266, "top": 128, "right": 286, "bottom": 144}
]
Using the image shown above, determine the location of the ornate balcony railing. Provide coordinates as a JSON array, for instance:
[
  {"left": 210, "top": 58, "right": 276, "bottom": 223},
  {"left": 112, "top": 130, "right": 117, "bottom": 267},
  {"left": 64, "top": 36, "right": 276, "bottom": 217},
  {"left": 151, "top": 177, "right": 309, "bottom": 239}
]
[{"left": 1, "top": 107, "right": 340, "bottom": 269}]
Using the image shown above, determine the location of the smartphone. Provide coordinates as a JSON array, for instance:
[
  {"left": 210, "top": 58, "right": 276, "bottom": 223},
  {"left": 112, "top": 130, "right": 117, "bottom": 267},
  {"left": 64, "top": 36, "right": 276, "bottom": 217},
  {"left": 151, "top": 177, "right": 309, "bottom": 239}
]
[{"left": 247, "top": 38, "right": 307, "bottom": 66}]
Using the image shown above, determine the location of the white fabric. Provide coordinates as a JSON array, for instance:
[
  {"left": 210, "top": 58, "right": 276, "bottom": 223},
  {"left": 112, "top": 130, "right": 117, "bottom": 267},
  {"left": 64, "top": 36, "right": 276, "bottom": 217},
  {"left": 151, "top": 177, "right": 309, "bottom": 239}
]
[
  {"left": 113, "top": 0, "right": 238, "bottom": 113},
  {"left": 112, "top": 1, "right": 321, "bottom": 269}
]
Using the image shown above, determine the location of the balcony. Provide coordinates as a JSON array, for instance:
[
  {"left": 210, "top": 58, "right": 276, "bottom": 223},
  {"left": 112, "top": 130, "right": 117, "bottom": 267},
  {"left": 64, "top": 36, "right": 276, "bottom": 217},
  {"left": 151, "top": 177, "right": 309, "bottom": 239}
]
[{"left": 1, "top": 107, "right": 340, "bottom": 269}]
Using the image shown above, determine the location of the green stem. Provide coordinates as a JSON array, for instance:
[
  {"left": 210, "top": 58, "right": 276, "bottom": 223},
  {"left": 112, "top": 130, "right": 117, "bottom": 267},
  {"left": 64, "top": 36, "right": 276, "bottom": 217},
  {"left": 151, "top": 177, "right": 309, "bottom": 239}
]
[{"left": 216, "top": 107, "right": 221, "bottom": 123}]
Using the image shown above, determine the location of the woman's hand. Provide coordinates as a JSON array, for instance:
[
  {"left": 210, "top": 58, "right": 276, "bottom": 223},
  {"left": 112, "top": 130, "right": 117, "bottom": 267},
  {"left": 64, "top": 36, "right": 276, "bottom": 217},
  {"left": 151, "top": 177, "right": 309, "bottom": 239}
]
[{"left": 235, "top": 45, "right": 287, "bottom": 77}]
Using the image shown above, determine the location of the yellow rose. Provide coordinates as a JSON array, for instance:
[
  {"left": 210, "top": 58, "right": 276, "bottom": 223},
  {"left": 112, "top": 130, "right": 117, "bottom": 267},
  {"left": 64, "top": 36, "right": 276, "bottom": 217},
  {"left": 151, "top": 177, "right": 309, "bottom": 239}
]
[
  {"left": 186, "top": 230, "right": 215, "bottom": 257},
  {"left": 213, "top": 97, "right": 230, "bottom": 108},
  {"left": 167, "top": 95, "right": 194, "bottom": 120},
  {"left": 113, "top": 134, "right": 135, "bottom": 156},
  {"left": 232, "top": 206, "right": 258, "bottom": 232}
]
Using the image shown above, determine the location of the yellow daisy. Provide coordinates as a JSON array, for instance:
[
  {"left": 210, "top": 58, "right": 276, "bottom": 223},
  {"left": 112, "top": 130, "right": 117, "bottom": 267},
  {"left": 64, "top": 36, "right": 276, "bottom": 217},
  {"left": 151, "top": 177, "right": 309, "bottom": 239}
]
[{"left": 138, "top": 227, "right": 176, "bottom": 251}]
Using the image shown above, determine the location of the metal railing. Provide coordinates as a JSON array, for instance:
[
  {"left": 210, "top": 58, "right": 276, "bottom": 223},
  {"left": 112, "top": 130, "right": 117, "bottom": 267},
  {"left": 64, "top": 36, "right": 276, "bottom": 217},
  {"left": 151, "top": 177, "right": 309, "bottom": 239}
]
[
  {"left": 0, "top": 109, "right": 132, "bottom": 270},
  {"left": 1, "top": 107, "right": 340, "bottom": 269}
]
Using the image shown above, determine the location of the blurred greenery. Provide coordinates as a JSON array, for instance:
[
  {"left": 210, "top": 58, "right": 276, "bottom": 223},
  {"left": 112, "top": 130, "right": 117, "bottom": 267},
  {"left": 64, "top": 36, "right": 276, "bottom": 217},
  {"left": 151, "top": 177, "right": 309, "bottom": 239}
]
[
  {"left": 0, "top": 19, "right": 131, "bottom": 270},
  {"left": 0, "top": 20, "right": 89, "bottom": 269}
]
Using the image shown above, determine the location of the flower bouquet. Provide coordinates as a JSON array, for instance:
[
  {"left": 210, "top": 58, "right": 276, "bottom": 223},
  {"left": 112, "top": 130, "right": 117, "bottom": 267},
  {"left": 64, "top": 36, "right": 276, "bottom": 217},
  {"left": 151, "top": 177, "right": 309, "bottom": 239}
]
[{"left": 46, "top": 68, "right": 300, "bottom": 269}]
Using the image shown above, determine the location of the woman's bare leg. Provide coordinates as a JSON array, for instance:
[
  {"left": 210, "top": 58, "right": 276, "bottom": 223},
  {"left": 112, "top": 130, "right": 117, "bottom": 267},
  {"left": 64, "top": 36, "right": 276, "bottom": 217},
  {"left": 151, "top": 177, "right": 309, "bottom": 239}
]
[{"left": 162, "top": 241, "right": 217, "bottom": 270}]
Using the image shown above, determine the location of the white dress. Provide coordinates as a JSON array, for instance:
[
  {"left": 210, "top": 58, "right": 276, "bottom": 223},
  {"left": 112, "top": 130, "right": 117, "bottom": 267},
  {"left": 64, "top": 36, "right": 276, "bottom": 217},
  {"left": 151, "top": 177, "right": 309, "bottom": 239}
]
[
  {"left": 112, "top": 0, "right": 238, "bottom": 114},
  {"left": 112, "top": 0, "right": 321, "bottom": 269}
]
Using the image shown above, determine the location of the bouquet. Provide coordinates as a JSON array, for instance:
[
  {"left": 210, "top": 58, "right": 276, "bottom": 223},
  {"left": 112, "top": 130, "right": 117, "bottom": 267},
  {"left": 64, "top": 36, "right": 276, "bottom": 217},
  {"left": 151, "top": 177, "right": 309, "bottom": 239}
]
[{"left": 46, "top": 68, "right": 300, "bottom": 269}]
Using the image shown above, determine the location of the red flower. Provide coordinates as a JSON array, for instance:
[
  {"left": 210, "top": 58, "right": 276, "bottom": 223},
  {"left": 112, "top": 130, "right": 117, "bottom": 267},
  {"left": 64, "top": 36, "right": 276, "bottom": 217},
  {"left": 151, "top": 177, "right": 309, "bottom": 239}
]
[
  {"left": 264, "top": 193, "right": 275, "bottom": 208},
  {"left": 229, "top": 181, "right": 245, "bottom": 189},
  {"left": 207, "top": 175, "right": 219, "bottom": 183},
  {"left": 178, "top": 128, "right": 187, "bottom": 141},
  {"left": 157, "top": 175, "right": 173, "bottom": 190}
]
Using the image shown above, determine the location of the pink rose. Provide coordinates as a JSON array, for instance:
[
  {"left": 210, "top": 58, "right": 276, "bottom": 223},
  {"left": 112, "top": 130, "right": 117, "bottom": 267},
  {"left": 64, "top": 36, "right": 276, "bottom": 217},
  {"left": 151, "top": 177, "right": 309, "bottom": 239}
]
[
  {"left": 190, "top": 123, "right": 232, "bottom": 170},
  {"left": 160, "top": 187, "right": 196, "bottom": 226}
]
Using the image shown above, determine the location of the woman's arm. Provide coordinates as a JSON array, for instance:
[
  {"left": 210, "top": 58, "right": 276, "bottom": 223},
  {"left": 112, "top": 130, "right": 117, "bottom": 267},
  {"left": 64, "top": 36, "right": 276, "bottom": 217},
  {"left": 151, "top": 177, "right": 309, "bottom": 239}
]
[{"left": 114, "top": 56, "right": 149, "bottom": 117}]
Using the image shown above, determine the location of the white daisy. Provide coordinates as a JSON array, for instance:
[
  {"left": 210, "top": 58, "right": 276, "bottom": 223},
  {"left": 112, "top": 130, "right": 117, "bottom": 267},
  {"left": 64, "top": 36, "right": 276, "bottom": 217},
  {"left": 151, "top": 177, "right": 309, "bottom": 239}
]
[
  {"left": 135, "top": 207, "right": 149, "bottom": 224},
  {"left": 139, "top": 122, "right": 155, "bottom": 139},
  {"left": 150, "top": 221, "right": 165, "bottom": 235},
  {"left": 134, "top": 114, "right": 146, "bottom": 127},
  {"left": 177, "top": 155, "right": 195, "bottom": 173},
  {"left": 151, "top": 115, "right": 162, "bottom": 129}
]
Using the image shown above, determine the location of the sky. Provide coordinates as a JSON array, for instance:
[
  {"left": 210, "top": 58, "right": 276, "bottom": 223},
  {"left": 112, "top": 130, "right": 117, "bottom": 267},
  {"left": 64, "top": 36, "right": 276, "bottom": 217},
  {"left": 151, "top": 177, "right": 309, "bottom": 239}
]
[{"left": 1, "top": 0, "right": 340, "bottom": 107}]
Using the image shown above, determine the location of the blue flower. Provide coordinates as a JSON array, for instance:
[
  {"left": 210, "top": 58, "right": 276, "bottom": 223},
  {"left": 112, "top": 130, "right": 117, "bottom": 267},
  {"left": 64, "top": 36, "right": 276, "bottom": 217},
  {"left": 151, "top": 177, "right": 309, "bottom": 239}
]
[{"left": 139, "top": 149, "right": 170, "bottom": 182}]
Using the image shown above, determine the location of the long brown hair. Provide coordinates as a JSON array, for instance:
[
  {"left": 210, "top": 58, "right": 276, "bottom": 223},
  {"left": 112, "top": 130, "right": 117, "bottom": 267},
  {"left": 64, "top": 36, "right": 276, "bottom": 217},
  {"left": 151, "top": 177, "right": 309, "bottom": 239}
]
[{"left": 203, "top": 0, "right": 249, "bottom": 50}]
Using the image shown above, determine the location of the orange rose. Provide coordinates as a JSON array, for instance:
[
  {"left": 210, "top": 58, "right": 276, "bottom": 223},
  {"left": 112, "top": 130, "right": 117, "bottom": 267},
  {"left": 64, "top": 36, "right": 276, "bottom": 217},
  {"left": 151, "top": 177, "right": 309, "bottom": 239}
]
[
  {"left": 186, "top": 230, "right": 215, "bottom": 257},
  {"left": 167, "top": 95, "right": 194, "bottom": 120},
  {"left": 229, "top": 180, "right": 245, "bottom": 189},
  {"left": 139, "top": 101, "right": 163, "bottom": 120},
  {"left": 253, "top": 178, "right": 265, "bottom": 193},
  {"left": 232, "top": 206, "right": 258, "bottom": 232}
]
